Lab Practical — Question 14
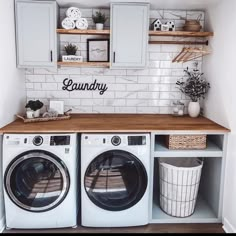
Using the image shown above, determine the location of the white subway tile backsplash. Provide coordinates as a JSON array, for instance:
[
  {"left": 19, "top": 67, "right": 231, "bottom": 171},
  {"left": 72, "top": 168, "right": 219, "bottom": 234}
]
[
  {"left": 137, "top": 106, "right": 160, "bottom": 114},
  {"left": 115, "top": 91, "right": 137, "bottom": 99},
  {"left": 81, "top": 99, "right": 103, "bottom": 106},
  {"left": 116, "top": 76, "right": 138, "bottom": 83},
  {"left": 126, "top": 84, "right": 149, "bottom": 92},
  {"left": 26, "top": 8, "right": 203, "bottom": 114},
  {"left": 115, "top": 106, "right": 137, "bottom": 113},
  {"left": 26, "top": 75, "right": 45, "bottom": 83},
  {"left": 93, "top": 106, "right": 115, "bottom": 113},
  {"left": 46, "top": 91, "right": 69, "bottom": 99}
]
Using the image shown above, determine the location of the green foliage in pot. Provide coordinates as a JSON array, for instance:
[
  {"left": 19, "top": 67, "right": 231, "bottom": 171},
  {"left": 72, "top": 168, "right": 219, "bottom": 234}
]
[
  {"left": 25, "top": 100, "right": 44, "bottom": 111},
  {"left": 176, "top": 63, "right": 210, "bottom": 102},
  {"left": 64, "top": 43, "right": 78, "bottom": 55},
  {"left": 92, "top": 11, "right": 107, "bottom": 24}
]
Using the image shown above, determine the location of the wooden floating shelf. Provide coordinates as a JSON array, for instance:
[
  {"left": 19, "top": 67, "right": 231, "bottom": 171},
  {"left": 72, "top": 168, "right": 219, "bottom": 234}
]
[
  {"left": 57, "top": 61, "right": 110, "bottom": 67},
  {"left": 56, "top": 29, "right": 110, "bottom": 35},
  {"left": 149, "top": 31, "right": 214, "bottom": 37}
]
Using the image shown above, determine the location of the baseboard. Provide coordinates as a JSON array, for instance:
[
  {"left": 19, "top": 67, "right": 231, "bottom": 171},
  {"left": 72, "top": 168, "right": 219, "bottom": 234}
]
[
  {"left": 223, "top": 218, "right": 236, "bottom": 233},
  {"left": 0, "top": 216, "right": 5, "bottom": 233}
]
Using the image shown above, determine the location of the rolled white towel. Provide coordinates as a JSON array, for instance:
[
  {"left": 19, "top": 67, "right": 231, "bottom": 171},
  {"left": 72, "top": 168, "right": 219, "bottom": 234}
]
[
  {"left": 61, "top": 17, "right": 76, "bottom": 30},
  {"left": 66, "top": 7, "right": 81, "bottom": 21},
  {"left": 76, "top": 18, "right": 88, "bottom": 30}
]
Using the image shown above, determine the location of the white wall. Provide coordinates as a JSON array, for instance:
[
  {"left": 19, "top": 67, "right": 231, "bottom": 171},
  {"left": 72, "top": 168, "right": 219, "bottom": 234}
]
[
  {"left": 0, "top": 0, "right": 26, "bottom": 231},
  {"left": 204, "top": 0, "right": 236, "bottom": 233}
]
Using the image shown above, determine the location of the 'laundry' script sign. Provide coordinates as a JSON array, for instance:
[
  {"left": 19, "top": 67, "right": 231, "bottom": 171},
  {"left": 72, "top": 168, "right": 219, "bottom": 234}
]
[{"left": 62, "top": 78, "right": 108, "bottom": 95}]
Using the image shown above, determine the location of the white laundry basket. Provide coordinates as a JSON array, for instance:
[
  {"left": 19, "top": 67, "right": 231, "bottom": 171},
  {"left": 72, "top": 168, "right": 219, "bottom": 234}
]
[{"left": 159, "top": 158, "right": 203, "bottom": 217}]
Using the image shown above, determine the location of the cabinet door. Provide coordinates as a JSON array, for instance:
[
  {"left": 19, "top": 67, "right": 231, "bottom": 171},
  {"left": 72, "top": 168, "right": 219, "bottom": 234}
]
[
  {"left": 110, "top": 3, "right": 149, "bottom": 69},
  {"left": 15, "top": 0, "right": 57, "bottom": 68}
]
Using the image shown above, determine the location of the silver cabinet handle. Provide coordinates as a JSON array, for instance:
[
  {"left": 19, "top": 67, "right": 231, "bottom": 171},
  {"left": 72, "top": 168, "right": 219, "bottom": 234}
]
[{"left": 50, "top": 50, "right": 53, "bottom": 62}]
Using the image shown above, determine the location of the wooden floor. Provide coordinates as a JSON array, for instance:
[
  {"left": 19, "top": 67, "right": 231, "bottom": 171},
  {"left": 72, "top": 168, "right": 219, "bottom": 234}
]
[{"left": 4, "top": 224, "right": 225, "bottom": 234}]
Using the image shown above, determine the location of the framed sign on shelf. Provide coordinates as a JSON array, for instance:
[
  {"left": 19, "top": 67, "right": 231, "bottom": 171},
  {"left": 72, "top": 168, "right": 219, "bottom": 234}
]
[{"left": 87, "top": 39, "right": 110, "bottom": 62}]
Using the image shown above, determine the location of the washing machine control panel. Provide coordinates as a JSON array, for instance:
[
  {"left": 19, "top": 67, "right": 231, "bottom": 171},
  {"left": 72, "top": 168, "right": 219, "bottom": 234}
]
[{"left": 83, "top": 134, "right": 147, "bottom": 147}]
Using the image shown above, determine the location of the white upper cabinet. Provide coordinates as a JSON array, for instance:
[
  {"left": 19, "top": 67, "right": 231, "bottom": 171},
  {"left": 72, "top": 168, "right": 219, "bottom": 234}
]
[
  {"left": 110, "top": 2, "right": 149, "bottom": 69},
  {"left": 15, "top": 0, "right": 58, "bottom": 68}
]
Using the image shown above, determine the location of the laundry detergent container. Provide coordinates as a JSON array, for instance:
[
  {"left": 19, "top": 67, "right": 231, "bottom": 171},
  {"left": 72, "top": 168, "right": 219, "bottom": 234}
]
[{"left": 159, "top": 158, "right": 203, "bottom": 217}]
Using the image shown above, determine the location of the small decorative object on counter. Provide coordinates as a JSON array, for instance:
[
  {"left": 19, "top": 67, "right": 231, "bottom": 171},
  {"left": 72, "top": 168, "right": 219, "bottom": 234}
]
[
  {"left": 42, "top": 109, "right": 58, "bottom": 118},
  {"left": 176, "top": 62, "right": 210, "bottom": 118},
  {"left": 62, "top": 43, "right": 83, "bottom": 62},
  {"left": 92, "top": 11, "right": 107, "bottom": 30},
  {"left": 172, "top": 100, "right": 185, "bottom": 116},
  {"left": 49, "top": 100, "right": 64, "bottom": 115},
  {"left": 150, "top": 19, "right": 162, "bottom": 31},
  {"left": 25, "top": 100, "right": 44, "bottom": 118}
]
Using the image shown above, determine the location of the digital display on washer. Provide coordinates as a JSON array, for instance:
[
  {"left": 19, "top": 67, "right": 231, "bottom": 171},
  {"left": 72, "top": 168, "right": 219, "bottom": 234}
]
[
  {"left": 128, "top": 136, "right": 146, "bottom": 145},
  {"left": 50, "top": 136, "right": 70, "bottom": 146}
]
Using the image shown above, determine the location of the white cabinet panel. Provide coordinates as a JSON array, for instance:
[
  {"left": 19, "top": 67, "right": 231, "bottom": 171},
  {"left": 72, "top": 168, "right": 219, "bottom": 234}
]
[
  {"left": 15, "top": 0, "right": 57, "bottom": 68},
  {"left": 110, "top": 3, "right": 149, "bottom": 69}
]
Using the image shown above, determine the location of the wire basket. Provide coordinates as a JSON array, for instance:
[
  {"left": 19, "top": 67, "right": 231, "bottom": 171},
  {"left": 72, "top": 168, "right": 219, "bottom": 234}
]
[{"left": 159, "top": 158, "right": 203, "bottom": 217}]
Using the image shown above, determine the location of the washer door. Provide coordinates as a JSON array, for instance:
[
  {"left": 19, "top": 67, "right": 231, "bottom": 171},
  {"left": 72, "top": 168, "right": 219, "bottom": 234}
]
[
  {"left": 84, "top": 150, "right": 148, "bottom": 211},
  {"left": 4, "top": 150, "right": 70, "bottom": 212}
]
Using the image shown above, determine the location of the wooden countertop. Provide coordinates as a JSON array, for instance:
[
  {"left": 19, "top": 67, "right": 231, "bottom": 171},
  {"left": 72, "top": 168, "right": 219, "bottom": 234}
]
[{"left": 0, "top": 114, "right": 229, "bottom": 134}]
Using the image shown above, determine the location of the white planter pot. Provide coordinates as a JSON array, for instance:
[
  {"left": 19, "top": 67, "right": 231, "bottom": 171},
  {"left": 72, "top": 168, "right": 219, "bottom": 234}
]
[
  {"left": 96, "top": 23, "right": 104, "bottom": 30},
  {"left": 188, "top": 102, "right": 200, "bottom": 118},
  {"left": 33, "top": 109, "right": 41, "bottom": 118}
]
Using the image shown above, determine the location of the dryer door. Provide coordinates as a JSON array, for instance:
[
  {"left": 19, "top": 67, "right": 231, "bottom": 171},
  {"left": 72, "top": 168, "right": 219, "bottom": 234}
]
[
  {"left": 4, "top": 150, "right": 70, "bottom": 212},
  {"left": 84, "top": 150, "right": 148, "bottom": 211}
]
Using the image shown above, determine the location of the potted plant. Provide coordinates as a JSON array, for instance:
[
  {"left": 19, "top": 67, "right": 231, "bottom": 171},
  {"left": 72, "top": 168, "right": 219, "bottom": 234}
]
[
  {"left": 25, "top": 100, "right": 44, "bottom": 118},
  {"left": 176, "top": 63, "right": 210, "bottom": 118},
  {"left": 62, "top": 43, "right": 82, "bottom": 62},
  {"left": 92, "top": 11, "right": 107, "bottom": 30}
]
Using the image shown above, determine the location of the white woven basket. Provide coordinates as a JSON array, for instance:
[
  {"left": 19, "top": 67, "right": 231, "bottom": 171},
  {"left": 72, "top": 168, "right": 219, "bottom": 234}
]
[{"left": 159, "top": 158, "right": 203, "bottom": 217}]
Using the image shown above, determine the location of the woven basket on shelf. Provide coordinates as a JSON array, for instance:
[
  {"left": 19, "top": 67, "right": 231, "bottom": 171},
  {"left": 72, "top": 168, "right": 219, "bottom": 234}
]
[{"left": 165, "top": 135, "right": 207, "bottom": 150}]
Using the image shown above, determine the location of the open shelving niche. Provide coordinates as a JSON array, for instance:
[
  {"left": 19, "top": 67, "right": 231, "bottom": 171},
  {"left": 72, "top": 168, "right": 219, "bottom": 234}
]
[
  {"left": 149, "top": 131, "right": 228, "bottom": 224},
  {"left": 56, "top": 29, "right": 110, "bottom": 67},
  {"left": 56, "top": 29, "right": 214, "bottom": 67}
]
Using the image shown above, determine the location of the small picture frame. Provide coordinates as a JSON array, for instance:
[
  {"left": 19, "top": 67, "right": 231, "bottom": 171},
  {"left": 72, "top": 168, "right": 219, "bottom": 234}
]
[
  {"left": 49, "top": 100, "right": 64, "bottom": 115},
  {"left": 87, "top": 39, "right": 110, "bottom": 62}
]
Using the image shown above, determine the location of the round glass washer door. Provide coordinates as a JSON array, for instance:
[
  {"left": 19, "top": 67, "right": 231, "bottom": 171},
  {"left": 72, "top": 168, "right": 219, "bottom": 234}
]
[
  {"left": 84, "top": 150, "right": 148, "bottom": 211},
  {"left": 4, "top": 150, "right": 70, "bottom": 212}
]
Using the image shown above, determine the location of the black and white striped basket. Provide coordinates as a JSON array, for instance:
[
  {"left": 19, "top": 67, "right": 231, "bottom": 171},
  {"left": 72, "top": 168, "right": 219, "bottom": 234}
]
[{"left": 159, "top": 158, "right": 203, "bottom": 217}]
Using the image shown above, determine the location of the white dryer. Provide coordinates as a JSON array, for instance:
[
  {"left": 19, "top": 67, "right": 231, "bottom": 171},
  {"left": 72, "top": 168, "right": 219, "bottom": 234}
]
[
  {"left": 81, "top": 133, "right": 150, "bottom": 227},
  {"left": 2, "top": 133, "right": 79, "bottom": 229}
]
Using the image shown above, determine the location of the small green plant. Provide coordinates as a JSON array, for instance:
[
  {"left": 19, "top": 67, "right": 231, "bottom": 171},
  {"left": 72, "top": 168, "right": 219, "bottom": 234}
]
[
  {"left": 92, "top": 11, "right": 107, "bottom": 24},
  {"left": 25, "top": 100, "right": 44, "bottom": 111},
  {"left": 64, "top": 43, "right": 78, "bottom": 55}
]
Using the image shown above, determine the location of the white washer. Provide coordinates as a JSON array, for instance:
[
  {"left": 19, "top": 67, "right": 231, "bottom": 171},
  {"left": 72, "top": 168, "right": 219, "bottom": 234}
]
[
  {"left": 81, "top": 133, "right": 150, "bottom": 227},
  {"left": 2, "top": 133, "right": 79, "bottom": 229}
]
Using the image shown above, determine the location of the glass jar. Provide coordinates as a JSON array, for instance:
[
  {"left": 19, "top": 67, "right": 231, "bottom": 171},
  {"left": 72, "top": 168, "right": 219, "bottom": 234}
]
[{"left": 172, "top": 101, "right": 185, "bottom": 116}]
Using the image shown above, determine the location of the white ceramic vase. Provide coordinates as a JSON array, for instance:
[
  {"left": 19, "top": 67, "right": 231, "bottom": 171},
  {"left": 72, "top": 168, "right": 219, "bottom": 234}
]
[
  {"left": 188, "top": 101, "right": 200, "bottom": 118},
  {"left": 33, "top": 109, "right": 41, "bottom": 118},
  {"left": 96, "top": 23, "right": 104, "bottom": 30}
]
